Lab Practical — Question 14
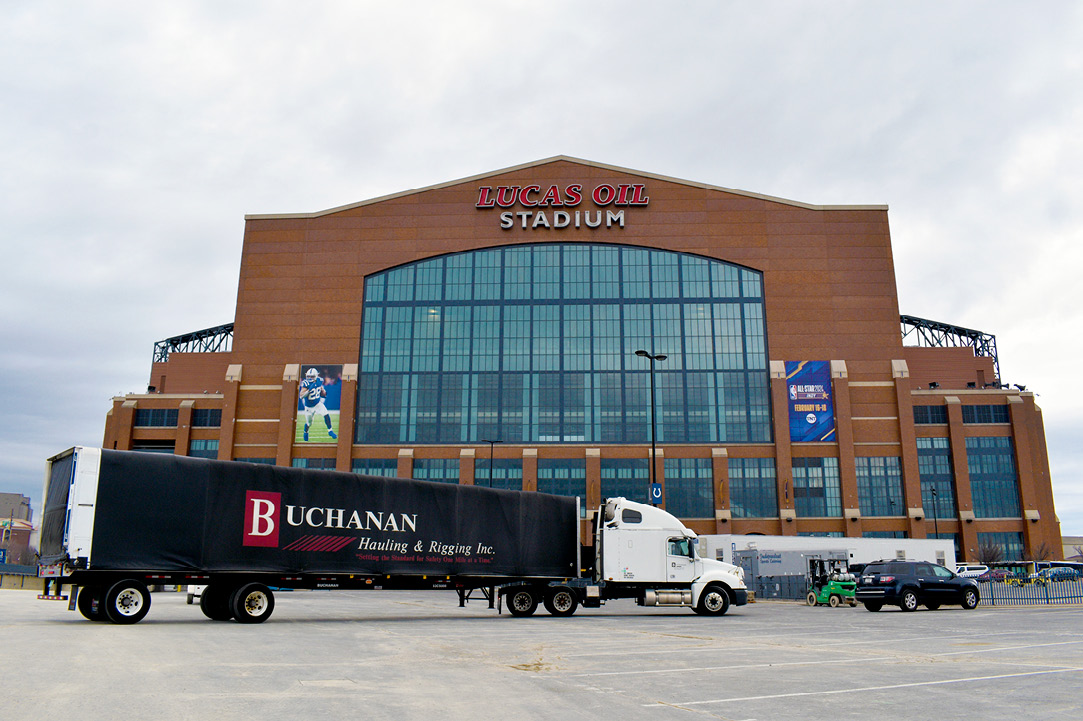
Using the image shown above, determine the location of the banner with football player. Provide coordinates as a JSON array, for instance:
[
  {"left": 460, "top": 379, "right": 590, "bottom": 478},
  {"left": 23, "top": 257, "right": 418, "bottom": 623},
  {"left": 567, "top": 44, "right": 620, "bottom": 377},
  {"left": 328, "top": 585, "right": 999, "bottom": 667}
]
[
  {"left": 785, "top": 360, "right": 836, "bottom": 442},
  {"left": 296, "top": 364, "right": 343, "bottom": 443}
]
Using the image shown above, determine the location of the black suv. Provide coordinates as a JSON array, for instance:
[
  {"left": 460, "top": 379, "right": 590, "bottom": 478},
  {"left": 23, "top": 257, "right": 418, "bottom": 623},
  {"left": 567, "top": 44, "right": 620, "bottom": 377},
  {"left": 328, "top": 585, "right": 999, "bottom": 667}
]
[{"left": 855, "top": 560, "right": 980, "bottom": 612}]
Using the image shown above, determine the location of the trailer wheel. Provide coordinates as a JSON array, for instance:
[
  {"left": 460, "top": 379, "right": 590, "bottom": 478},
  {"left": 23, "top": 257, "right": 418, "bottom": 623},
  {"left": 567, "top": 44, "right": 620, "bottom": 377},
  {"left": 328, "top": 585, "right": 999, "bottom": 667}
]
[
  {"left": 231, "top": 583, "right": 275, "bottom": 623},
  {"left": 507, "top": 588, "right": 539, "bottom": 617},
  {"left": 77, "top": 585, "right": 107, "bottom": 622},
  {"left": 543, "top": 587, "right": 578, "bottom": 617},
  {"left": 696, "top": 585, "right": 730, "bottom": 616},
  {"left": 104, "top": 579, "right": 151, "bottom": 624},
  {"left": 199, "top": 584, "right": 235, "bottom": 621}
]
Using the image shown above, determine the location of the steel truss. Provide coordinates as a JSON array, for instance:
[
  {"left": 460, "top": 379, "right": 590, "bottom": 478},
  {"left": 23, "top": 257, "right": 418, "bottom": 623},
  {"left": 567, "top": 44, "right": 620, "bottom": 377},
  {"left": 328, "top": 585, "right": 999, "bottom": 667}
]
[
  {"left": 153, "top": 323, "right": 234, "bottom": 363},
  {"left": 900, "top": 314, "right": 1000, "bottom": 381}
]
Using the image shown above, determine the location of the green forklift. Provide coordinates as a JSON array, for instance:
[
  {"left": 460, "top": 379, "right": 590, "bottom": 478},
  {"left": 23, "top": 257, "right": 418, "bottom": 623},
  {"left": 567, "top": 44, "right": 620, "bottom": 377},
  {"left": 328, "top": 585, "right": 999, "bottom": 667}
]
[{"left": 805, "top": 557, "right": 857, "bottom": 607}]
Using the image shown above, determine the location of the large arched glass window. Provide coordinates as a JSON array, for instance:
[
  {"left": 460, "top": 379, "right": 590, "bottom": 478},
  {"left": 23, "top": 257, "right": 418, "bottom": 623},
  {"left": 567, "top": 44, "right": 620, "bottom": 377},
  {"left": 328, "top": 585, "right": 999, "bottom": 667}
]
[{"left": 356, "top": 243, "right": 770, "bottom": 444}]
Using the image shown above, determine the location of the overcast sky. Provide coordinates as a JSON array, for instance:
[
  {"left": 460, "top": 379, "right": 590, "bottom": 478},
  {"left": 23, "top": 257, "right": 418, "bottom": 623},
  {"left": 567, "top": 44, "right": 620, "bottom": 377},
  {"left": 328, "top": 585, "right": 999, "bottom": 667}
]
[{"left": 3, "top": 2, "right": 1081, "bottom": 536}]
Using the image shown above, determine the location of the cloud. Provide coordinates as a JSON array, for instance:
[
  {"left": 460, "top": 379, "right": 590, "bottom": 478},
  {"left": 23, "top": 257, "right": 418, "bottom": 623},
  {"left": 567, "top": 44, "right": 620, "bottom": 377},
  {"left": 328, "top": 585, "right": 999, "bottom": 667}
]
[{"left": 1, "top": 1, "right": 1081, "bottom": 535}]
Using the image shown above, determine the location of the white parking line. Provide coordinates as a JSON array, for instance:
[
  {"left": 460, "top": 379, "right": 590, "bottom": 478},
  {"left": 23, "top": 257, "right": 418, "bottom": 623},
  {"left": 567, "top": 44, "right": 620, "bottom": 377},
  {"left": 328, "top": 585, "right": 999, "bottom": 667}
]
[
  {"left": 574, "top": 655, "right": 895, "bottom": 677},
  {"left": 561, "top": 628, "right": 1034, "bottom": 659},
  {"left": 655, "top": 667, "right": 1083, "bottom": 707},
  {"left": 576, "top": 638, "right": 1083, "bottom": 677}
]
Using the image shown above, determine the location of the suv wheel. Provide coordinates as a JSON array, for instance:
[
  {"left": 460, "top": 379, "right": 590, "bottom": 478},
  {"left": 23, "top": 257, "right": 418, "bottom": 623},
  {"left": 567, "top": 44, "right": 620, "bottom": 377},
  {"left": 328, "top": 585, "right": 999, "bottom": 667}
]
[
  {"left": 899, "top": 589, "right": 919, "bottom": 612},
  {"left": 962, "top": 588, "right": 980, "bottom": 610},
  {"left": 863, "top": 602, "right": 882, "bottom": 612}
]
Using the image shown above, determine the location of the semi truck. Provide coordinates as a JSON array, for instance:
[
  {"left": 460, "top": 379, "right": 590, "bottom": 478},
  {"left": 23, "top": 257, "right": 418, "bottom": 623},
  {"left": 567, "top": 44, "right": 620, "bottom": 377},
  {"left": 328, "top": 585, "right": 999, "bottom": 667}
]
[{"left": 38, "top": 447, "right": 747, "bottom": 624}]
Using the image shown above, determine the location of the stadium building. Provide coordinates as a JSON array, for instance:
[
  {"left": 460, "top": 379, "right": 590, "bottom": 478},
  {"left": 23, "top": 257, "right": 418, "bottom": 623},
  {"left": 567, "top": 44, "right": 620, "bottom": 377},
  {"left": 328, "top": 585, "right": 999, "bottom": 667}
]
[{"left": 103, "top": 157, "right": 1061, "bottom": 563}]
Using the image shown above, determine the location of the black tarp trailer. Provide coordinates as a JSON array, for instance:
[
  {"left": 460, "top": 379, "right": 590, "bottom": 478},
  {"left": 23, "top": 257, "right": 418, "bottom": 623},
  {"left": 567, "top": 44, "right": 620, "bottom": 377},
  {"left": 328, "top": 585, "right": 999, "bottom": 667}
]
[{"left": 38, "top": 447, "right": 580, "bottom": 624}]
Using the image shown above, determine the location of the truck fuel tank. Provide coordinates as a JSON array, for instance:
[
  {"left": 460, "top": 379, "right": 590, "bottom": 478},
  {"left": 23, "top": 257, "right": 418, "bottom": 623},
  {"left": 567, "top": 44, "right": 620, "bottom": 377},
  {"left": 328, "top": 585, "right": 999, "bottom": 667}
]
[{"left": 643, "top": 589, "right": 693, "bottom": 606}]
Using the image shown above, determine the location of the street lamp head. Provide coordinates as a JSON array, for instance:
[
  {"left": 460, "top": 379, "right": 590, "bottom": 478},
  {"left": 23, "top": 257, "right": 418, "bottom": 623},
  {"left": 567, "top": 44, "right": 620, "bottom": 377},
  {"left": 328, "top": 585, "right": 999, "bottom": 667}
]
[{"left": 635, "top": 349, "right": 667, "bottom": 362}]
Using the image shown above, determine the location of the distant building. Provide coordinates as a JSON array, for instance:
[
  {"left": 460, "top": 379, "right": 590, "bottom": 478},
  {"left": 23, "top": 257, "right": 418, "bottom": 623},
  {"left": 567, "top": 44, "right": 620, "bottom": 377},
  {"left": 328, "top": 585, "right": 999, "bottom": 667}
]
[
  {"left": 0, "top": 518, "right": 35, "bottom": 565},
  {"left": 1063, "top": 536, "right": 1083, "bottom": 562},
  {"left": 102, "top": 157, "right": 1061, "bottom": 563},
  {"left": 0, "top": 493, "right": 32, "bottom": 522}
]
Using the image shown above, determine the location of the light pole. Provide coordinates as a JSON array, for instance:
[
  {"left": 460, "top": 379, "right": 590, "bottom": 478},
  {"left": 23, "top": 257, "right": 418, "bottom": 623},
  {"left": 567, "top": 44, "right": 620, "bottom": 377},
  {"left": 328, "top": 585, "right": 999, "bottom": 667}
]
[
  {"left": 635, "top": 350, "right": 667, "bottom": 506},
  {"left": 481, "top": 439, "right": 502, "bottom": 488},
  {"left": 931, "top": 487, "right": 939, "bottom": 538}
]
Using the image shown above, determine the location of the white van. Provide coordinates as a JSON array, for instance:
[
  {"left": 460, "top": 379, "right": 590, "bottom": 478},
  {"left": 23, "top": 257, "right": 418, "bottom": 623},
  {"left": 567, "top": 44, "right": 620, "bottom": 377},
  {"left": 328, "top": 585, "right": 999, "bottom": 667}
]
[{"left": 955, "top": 564, "right": 989, "bottom": 578}]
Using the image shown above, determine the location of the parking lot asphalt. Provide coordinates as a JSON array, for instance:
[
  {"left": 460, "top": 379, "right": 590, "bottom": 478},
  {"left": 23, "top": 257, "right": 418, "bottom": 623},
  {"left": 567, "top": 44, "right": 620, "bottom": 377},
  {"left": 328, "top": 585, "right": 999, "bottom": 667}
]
[{"left": 4, "top": 588, "right": 1083, "bottom": 721}]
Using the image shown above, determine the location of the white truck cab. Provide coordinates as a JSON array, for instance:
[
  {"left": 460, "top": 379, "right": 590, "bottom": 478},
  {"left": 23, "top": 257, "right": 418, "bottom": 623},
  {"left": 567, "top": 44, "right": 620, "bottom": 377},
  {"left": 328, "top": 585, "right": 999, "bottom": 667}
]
[{"left": 596, "top": 497, "right": 747, "bottom": 614}]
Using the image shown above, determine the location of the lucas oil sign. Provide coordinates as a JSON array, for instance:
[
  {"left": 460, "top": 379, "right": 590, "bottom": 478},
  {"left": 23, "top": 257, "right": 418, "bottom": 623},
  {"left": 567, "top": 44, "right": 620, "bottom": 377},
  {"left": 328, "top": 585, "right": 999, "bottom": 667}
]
[
  {"left": 475, "top": 182, "right": 649, "bottom": 230},
  {"left": 786, "top": 361, "right": 836, "bottom": 442}
]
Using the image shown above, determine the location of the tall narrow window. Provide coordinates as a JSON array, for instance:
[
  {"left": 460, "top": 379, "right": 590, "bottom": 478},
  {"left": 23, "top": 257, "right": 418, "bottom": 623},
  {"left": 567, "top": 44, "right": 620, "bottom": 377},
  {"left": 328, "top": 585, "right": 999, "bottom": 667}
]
[
  {"left": 966, "top": 437, "right": 1021, "bottom": 518},
  {"left": 792, "top": 457, "right": 842, "bottom": 517},
  {"left": 537, "top": 459, "right": 587, "bottom": 517},
  {"left": 855, "top": 457, "right": 903, "bottom": 516},
  {"left": 729, "top": 458, "right": 778, "bottom": 518},
  {"left": 917, "top": 437, "right": 956, "bottom": 521},
  {"left": 663, "top": 458, "right": 714, "bottom": 518}
]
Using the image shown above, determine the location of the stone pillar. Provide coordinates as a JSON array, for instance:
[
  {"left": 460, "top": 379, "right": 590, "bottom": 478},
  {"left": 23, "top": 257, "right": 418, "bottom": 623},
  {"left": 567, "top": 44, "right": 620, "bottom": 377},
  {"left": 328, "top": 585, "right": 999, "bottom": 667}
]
[
  {"left": 176, "top": 400, "right": 195, "bottom": 456},
  {"left": 945, "top": 397, "right": 978, "bottom": 559},
  {"left": 397, "top": 448, "right": 414, "bottom": 478},
  {"left": 712, "top": 448, "right": 731, "bottom": 533},
  {"left": 336, "top": 364, "right": 358, "bottom": 472},
  {"left": 893, "top": 360, "right": 925, "bottom": 538},
  {"left": 218, "top": 364, "right": 243, "bottom": 461},
  {"left": 522, "top": 448, "right": 538, "bottom": 492},
  {"left": 769, "top": 361, "right": 796, "bottom": 536},
  {"left": 278, "top": 365, "right": 300, "bottom": 467},
  {"left": 460, "top": 448, "right": 476, "bottom": 486},
  {"left": 832, "top": 361, "right": 862, "bottom": 538}
]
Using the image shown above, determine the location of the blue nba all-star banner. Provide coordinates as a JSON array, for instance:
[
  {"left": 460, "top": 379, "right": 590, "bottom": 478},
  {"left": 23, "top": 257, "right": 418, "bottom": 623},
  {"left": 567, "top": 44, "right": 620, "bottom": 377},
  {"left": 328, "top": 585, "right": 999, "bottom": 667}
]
[{"left": 786, "top": 361, "right": 836, "bottom": 442}]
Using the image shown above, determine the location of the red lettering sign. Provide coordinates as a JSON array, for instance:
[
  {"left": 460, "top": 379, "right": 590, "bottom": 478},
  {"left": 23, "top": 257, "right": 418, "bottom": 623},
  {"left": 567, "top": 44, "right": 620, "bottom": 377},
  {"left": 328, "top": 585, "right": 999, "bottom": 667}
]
[{"left": 476, "top": 183, "right": 646, "bottom": 214}]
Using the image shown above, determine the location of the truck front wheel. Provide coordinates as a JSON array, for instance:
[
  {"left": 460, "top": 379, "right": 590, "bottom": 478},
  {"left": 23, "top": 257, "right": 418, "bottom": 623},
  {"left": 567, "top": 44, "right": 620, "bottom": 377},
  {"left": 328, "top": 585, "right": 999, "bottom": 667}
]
[
  {"left": 543, "top": 587, "right": 579, "bottom": 617},
  {"left": 231, "top": 583, "right": 275, "bottom": 623},
  {"left": 696, "top": 585, "right": 731, "bottom": 616},
  {"left": 104, "top": 579, "right": 151, "bottom": 624},
  {"left": 507, "top": 588, "right": 539, "bottom": 617}
]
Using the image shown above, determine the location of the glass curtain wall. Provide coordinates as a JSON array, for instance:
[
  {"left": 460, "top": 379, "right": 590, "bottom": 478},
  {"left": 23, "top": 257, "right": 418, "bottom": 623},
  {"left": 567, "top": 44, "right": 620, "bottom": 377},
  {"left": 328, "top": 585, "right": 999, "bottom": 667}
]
[{"left": 356, "top": 243, "right": 770, "bottom": 445}]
